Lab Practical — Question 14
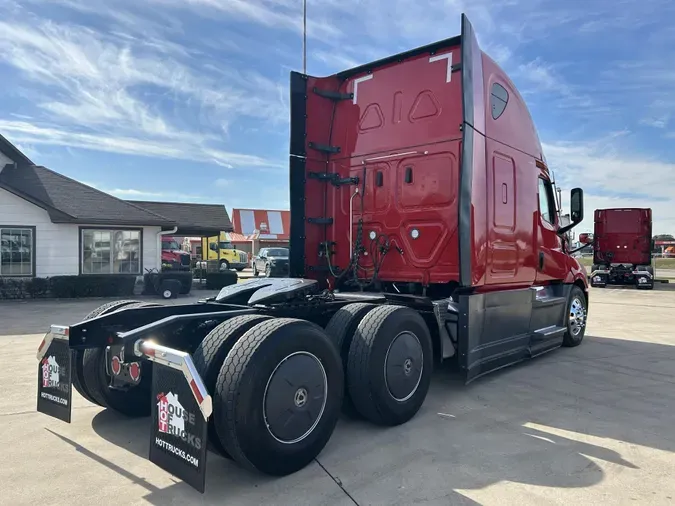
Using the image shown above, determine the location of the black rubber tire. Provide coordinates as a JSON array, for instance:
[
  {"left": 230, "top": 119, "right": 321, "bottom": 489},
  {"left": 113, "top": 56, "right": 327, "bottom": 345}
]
[
  {"left": 213, "top": 318, "right": 343, "bottom": 476},
  {"left": 324, "top": 303, "right": 377, "bottom": 417},
  {"left": 252, "top": 264, "right": 259, "bottom": 277},
  {"left": 346, "top": 305, "right": 433, "bottom": 426},
  {"left": 81, "top": 302, "right": 160, "bottom": 417},
  {"left": 159, "top": 279, "right": 181, "bottom": 299},
  {"left": 220, "top": 260, "right": 230, "bottom": 270},
  {"left": 562, "top": 286, "right": 587, "bottom": 347},
  {"left": 73, "top": 300, "right": 144, "bottom": 405},
  {"left": 192, "top": 314, "right": 272, "bottom": 458}
]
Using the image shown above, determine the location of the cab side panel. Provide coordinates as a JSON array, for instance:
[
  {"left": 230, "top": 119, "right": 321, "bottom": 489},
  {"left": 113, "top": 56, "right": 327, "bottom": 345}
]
[{"left": 481, "top": 54, "right": 541, "bottom": 287}]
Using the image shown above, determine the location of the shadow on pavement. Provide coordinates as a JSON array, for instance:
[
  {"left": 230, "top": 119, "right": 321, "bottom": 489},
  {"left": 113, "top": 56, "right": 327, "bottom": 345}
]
[
  {"left": 0, "top": 292, "right": 220, "bottom": 336},
  {"left": 594, "top": 282, "right": 675, "bottom": 292},
  {"left": 81, "top": 334, "right": 675, "bottom": 504}
]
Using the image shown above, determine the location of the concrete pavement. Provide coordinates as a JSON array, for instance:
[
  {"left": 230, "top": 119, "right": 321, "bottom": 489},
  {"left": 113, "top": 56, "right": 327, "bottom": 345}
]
[{"left": 2, "top": 285, "right": 675, "bottom": 505}]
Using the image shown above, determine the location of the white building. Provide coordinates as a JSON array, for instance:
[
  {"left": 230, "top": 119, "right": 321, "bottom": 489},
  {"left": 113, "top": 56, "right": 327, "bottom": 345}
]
[{"left": 0, "top": 134, "right": 233, "bottom": 280}]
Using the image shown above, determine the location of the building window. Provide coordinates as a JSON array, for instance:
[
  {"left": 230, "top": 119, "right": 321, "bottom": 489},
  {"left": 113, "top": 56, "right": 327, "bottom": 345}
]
[
  {"left": 491, "top": 82, "right": 509, "bottom": 120},
  {"left": 538, "top": 177, "right": 557, "bottom": 225},
  {"left": 81, "top": 228, "right": 141, "bottom": 274},
  {"left": 1, "top": 227, "right": 34, "bottom": 276}
]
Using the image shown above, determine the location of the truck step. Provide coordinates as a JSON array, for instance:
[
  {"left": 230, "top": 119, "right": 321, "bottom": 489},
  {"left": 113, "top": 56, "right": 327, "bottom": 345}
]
[
  {"left": 532, "top": 325, "right": 566, "bottom": 338},
  {"left": 533, "top": 295, "right": 566, "bottom": 308},
  {"left": 308, "top": 142, "right": 341, "bottom": 154},
  {"left": 307, "top": 217, "right": 334, "bottom": 225},
  {"left": 312, "top": 87, "right": 354, "bottom": 101},
  {"left": 530, "top": 325, "right": 566, "bottom": 357}
]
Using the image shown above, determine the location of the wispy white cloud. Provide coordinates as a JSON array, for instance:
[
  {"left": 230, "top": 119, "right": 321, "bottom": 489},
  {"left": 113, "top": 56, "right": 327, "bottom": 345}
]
[
  {"left": 544, "top": 134, "right": 675, "bottom": 234},
  {"left": 0, "top": 120, "right": 281, "bottom": 169},
  {"left": 81, "top": 181, "right": 208, "bottom": 202},
  {"left": 0, "top": 11, "right": 287, "bottom": 167},
  {"left": 0, "top": 0, "right": 674, "bottom": 233},
  {"left": 641, "top": 116, "right": 670, "bottom": 129}
]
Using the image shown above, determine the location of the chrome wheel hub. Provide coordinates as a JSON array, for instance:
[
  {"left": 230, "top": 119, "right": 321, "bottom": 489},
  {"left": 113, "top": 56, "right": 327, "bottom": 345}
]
[
  {"left": 294, "top": 387, "right": 308, "bottom": 407},
  {"left": 263, "top": 351, "right": 327, "bottom": 444},
  {"left": 384, "top": 331, "right": 424, "bottom": 402},
  {"left": 569, "top": 297, "right": 587, "bottom": 336}
]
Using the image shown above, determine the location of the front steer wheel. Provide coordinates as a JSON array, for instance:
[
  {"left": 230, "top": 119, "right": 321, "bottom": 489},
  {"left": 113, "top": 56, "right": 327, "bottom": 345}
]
[
  {"left": 81, "top": 302, "right": 161, "bottom": 417},
  {"left": 347, "top": 305, "right": 433, "bottom": 426},
  {"left": 213, "top": 318, "right": 343, "bottom": 476},
  {"left": 562, "top": 286, "right": 587, "bottom": 347}
]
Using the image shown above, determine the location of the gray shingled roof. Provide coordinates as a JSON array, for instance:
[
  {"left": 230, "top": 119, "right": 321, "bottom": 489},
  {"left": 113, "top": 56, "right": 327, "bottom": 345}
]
[
  {"left": 125, "top": 200, "right": 233, "bottom": 235},
  {"left": 0, "top": 133, "right": 33, "bottom": 165},
  {"left": 0, "top": 164, "right": 173, "bottom": 226}
]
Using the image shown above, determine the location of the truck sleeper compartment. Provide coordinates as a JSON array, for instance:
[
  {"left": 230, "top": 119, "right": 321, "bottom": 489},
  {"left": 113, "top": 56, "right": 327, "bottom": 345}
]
[{"left": 291, "top": 37, "right": 463, "bottom": 288}]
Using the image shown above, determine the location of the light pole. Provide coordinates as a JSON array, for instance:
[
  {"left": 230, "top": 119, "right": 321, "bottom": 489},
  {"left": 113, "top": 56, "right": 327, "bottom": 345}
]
[{"left": 302, "top": 0, "right": 307, "bottom": 74}]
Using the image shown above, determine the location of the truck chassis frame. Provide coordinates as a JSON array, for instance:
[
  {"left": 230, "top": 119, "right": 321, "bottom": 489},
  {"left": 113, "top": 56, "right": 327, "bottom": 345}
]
[
  {"left": 589, "top": 263, "right": 669, "bottom": 290},
  {"left": 36, "top": 277, "right": 588, "bottom": 493}
]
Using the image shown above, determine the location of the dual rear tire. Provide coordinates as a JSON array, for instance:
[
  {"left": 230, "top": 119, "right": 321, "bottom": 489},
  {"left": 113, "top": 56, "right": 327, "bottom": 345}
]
[
  {"left": 325, "top": 304, "right": 434, "bottom": 426},
  {"left": 73, "top": 300, "right": 434, "bottom": 477},
  {"left": 193, "top": 317, "right": 344, "bottom": 475},
  {"left": 193, "top": 303, "right": 433, "bottom": 475},
  {"left": 73, "top": 300, "right": 156, "bottom": 415},
  {"left": 80, "top": 301, "right": 160, "bottom": 417}
]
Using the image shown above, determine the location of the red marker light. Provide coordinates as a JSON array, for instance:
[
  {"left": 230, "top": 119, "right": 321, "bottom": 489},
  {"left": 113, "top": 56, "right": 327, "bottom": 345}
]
[{"left": 190, "top": 379, "right": 204, "bottom": 405}]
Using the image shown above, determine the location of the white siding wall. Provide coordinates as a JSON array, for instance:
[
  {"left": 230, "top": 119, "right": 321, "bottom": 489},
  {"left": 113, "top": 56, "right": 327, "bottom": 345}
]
[{"left": 0, "top": 187, "right": 161, "bottom": 277}]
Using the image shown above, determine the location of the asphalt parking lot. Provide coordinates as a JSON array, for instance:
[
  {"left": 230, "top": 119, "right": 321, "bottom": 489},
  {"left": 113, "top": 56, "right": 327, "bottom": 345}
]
[{"left": 2, "top": 284, "right": 675, "bottom": 506}]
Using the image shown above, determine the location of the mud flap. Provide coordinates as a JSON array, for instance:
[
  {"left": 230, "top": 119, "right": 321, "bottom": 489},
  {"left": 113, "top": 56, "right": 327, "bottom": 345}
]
[
  {"left": 144, "top": 343, "right": 211, "bottom": 493},
  {"left": 590, "top": 272, "right": 607, "bottom": 288},
  {"left": 36, "top": 327, "right": 73, "bottom": 423},
  {"left": 634, "top": 272, "right": 654, "bottom": 289}
]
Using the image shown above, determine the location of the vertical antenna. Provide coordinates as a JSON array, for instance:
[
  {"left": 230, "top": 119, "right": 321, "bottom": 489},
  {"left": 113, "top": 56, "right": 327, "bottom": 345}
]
[{"left": 302, "top": 0, "right": 307, "bottom": 74}]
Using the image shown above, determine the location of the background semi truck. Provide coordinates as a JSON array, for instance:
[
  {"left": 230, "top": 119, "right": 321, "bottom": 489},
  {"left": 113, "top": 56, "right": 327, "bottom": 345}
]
[
  {"left": 160, "top": 236, "right": 191, "bottom": 271},
  {"left": 201, "top": 232, "right": 248, "bottom": 271},
  {"left": 586, "top": 208, "right": 655, "bottom": 289},
  {"left": 35, "top": 14, "right": 589, "bottom": 493}
]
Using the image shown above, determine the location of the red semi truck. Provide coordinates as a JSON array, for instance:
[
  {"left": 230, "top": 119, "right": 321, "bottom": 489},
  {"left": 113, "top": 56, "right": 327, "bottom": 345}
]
[
  {"left": 585, "top": 208, "right": 656, "bottom": 289},
  {"left": 161, "top": 236, "right": 191, "bottom": 271},
  {"left": 35, "top": 14, "right": 589, "bottom": 493}
]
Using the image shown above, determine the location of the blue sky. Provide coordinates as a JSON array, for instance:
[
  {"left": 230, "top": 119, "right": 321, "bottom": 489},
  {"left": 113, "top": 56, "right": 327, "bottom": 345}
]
[{"left": 1, "top": 0, "right": 675, "bottom": 234}]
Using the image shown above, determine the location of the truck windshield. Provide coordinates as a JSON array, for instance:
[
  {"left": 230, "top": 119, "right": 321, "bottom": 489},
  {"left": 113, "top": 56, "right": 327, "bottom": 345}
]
[
  {"left": 266, "top": 248, "right": 289, "bottom": 256},
  {"left": 163, "top": 240, "right": 181, "bottom": 250}
]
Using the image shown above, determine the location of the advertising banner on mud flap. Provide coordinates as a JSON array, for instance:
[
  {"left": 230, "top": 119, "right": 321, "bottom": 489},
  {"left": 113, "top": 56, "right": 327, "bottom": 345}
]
[
  {"left": 149, "top": 363, "right": 208, "bottom": 493},
  {"left": 36, "top": 340, "right": 72, "bottom": 423}
]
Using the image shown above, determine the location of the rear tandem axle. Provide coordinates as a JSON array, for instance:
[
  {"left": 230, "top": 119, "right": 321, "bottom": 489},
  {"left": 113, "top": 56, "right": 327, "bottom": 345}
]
[{"left": 36, "top": 278, "right": 437, "bottom": 492}]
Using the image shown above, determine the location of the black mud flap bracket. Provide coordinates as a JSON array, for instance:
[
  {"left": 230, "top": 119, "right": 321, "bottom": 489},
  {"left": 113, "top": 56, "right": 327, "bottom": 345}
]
[
  {"left": 432, "top": 300, "right": 457, "bottom": 360},
  {"left": 36, "top": 325, "right": 73, "bottom": 423},
  {"left": 134, "top": 340, "right": 212, "bottom": 494}
]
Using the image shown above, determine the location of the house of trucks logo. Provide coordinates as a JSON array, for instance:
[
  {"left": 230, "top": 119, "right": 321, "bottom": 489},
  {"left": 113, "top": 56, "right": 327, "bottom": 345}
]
[
  {"left": 156, "top": 392, "right": 203, "bottom": 450},
  {"left": 41, "top": 356, "right": 60, "bottom": 388}
]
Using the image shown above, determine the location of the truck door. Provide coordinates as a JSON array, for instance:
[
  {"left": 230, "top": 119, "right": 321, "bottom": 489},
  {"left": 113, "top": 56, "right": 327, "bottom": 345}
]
[{"left": 535, "top": 175, "right": 568, "bottom": 283}]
